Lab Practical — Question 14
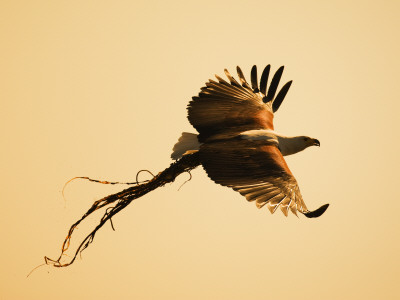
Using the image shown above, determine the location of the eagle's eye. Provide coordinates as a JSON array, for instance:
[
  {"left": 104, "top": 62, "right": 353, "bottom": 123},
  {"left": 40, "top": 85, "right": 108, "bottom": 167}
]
[{"left": 303, "top": 137, "right": 308, "bottom": 141}]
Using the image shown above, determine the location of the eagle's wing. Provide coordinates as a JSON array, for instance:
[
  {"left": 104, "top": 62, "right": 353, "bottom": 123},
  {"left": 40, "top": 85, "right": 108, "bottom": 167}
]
[
  {"left": 187, "top": 65, "right": 292, "bottom": 142},
  {"left": 199, "top": 139, "right": 328, "bottom": 217}
]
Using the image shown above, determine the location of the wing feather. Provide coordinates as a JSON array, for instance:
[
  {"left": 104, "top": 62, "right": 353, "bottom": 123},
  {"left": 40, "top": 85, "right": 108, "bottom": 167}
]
[
  {"left": 250, "top": 65, "right": 259, "bottom": 92},
  {"left": 272, "top": 80, "right": 292, "bottom": 112},
  {"left": 259, "top": 65, "right": 271, "bottom": 95},
  {"left": 260, "top": 194, "right": 286, "bottom": 210},
  {"left": 188, "top": 65, "right": 293, "bottom": 142},
  {"left": 265, "top": 66, "right": 284, "bottom": 102},
  {"left": 215, "top": 74, "right": 231, "bottom": 86},
  {"left": 224, "top": 69, "right": 241, "bottom": 87},
  {"left": 236, "top": 66, "right": 252, "bottom": 90},
  {"left": 199, "top": 139, "right": 315, "bottom": 216}
]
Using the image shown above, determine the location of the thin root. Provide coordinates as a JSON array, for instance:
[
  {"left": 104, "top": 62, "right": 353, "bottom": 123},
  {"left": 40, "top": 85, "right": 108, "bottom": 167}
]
[
  {"left": 106, "top": 207, "right": 116, "bottom": 231},
  {"left": 135, "top": 170, "right": 155, "bottom": 185},
  {"left": 62, "top": 176, "right": 150, "bottom": 206},
  {"left": 26, "top": 263, "right": 47, "bottom": 278},
  {"left": 178, "top": 171, "right": 192, "bottom": 191}
]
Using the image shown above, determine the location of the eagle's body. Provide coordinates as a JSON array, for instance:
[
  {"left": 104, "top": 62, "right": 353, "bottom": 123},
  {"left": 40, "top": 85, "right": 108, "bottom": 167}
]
[
  {"left": 172, "top": 129, "right": 319, "bottom": 159},
  {"left": 172, "top": 65, "right": 328, "bottom": 218}
]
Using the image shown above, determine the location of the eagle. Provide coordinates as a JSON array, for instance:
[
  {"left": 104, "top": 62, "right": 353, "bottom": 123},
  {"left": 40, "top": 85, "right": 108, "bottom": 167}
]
[{"left": 171, "top": 65, "right": 329, "bottom": 218}]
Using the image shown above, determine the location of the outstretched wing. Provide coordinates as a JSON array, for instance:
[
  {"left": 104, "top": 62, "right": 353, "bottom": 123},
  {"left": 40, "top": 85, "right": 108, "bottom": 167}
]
[
  {"left": 187, "top": 65, "right": 293, "bottom": 142},
  {"left": 199, "top": 139, "right": 328, "bottom": 217}
]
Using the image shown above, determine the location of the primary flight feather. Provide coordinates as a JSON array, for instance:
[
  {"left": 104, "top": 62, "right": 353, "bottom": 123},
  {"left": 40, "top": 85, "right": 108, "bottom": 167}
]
[{"left": 172, "top": 65, "right": 329, "bottom": 218}]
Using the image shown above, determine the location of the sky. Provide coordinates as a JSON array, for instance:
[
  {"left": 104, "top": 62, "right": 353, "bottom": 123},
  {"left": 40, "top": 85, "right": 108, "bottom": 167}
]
[{"left": 1, "top": 0, "right": 400, "bottom": 299}]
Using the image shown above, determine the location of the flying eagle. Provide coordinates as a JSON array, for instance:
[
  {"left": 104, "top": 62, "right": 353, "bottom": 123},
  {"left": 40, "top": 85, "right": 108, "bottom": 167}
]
[{"left": 172, "top": 65, "right": 329, "bottom": 218}]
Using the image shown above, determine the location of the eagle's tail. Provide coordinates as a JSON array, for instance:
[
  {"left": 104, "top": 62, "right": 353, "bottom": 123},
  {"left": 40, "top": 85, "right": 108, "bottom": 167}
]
[{"left": 171, "top": 132, "right": 201, "bottom": 160}]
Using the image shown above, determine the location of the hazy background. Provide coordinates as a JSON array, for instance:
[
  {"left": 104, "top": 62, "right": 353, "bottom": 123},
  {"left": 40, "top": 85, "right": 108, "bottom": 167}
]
[{"left": 1, "top": 1, "right": 399, "bottom": 299}]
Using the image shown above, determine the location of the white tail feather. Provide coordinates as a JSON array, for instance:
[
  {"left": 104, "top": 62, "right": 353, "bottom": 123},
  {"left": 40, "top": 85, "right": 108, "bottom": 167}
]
[{"left": 171, "top": 132, "right": 201, "bottom": 160}]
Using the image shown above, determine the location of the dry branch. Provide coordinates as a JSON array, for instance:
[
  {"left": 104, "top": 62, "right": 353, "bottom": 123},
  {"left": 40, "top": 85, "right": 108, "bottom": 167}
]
[{"left": 46, "top": 152, "right": 201, "bottom": 267}]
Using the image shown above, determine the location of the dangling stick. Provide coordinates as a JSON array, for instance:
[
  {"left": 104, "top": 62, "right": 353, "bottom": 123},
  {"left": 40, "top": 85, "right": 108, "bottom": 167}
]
[{"left": 46, "top": 152, "right": 201, "bottom": 267}]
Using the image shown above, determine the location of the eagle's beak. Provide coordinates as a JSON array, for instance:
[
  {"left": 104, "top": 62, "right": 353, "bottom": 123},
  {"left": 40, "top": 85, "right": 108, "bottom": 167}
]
[{"left": 313, "top": 139, "right": 320, "bottom": 147}]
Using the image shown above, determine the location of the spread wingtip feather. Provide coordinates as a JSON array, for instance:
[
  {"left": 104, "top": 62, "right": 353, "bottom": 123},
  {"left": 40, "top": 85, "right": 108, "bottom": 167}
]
[
  {"left": 303, "top": 204, "right": 329, "bottom": 218},
  {"left": 250, "top": 65, "right": 259, "bottom": 92},
  {"left": 259, "top": 64, "right": 271, "bottom": 95},
  {"left": 265, "top": 66, "right": 284, "bottom": 102},
  {"left": 236, "top": 66, "right": 251, "bottom": 89},
  {"left": 272, "top": 80, "right": 292, "bottom": 113}
]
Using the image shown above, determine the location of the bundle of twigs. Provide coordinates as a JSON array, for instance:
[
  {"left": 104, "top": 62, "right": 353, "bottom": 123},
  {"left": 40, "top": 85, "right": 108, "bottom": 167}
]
[{"left": 45, "top": 152, "right": 201, "bottom": 267}]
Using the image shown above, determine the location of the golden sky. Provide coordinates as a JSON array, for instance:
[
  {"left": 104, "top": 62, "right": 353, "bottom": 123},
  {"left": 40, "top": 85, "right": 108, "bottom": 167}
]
[{"left": 1, "top": 0, "right": 399, "bottom": 299}]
